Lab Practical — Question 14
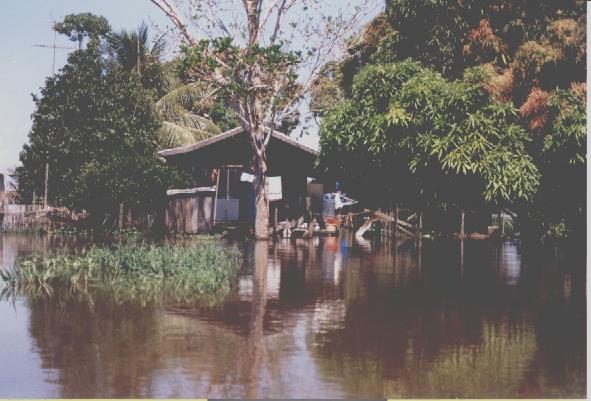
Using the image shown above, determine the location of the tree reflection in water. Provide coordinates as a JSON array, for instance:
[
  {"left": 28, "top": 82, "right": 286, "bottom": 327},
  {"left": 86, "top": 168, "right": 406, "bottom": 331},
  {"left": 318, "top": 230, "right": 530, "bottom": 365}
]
[{"left": 1, "top": 233, "right": 584, "bottom": 398}]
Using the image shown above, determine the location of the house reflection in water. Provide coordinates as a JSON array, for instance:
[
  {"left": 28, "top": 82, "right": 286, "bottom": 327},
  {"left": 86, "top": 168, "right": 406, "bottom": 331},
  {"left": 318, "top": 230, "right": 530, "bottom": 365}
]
[{"left": 0, "top": 234, "right": 585, "bottom": 398}]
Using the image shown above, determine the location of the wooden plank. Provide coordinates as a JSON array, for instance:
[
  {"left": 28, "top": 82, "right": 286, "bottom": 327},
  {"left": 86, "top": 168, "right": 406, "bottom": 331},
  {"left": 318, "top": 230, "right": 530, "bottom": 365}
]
[
  {"left": 355, "top": 218, "right": 377, "bottom": 238},
  {"left": 374, "top": 211, "right": 414, "bottom": 228},
  {"left": 191, "top": 197, "right": 199, "bottom": 233},
  {"left": 397, "top": 225, "right": 415, "bottom": 237}
]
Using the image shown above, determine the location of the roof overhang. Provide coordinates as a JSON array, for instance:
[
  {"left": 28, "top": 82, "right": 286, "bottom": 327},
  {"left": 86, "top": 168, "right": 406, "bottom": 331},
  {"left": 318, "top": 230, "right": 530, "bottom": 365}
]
[{"left": 159, "top": 126, "right": 317, "bottom": 158}]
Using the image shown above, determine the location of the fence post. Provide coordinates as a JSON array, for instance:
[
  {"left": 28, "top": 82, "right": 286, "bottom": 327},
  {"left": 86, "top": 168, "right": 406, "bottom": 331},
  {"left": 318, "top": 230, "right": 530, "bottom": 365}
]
[
  {"left": 44, "top": 162, "right": 49, "bottom": 208},
  {"left": 119, "top": 203, "right": 124, "bottom": 230}
]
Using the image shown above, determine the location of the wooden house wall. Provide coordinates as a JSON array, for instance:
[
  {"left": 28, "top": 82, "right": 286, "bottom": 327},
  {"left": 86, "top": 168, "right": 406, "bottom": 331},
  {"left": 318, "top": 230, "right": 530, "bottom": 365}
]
[
  {"left": 165, "top": 194, "right": 214, "bottom": 234},
  {"left": 169, "top": 133, "right": 317, "bottom": 178}
]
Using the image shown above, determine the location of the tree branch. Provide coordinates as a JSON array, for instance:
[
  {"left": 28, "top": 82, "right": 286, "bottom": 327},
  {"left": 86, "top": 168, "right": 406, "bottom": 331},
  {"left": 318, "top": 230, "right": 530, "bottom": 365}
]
[{"left": 148, "top": 0, "right": 196, "bottom": 45}]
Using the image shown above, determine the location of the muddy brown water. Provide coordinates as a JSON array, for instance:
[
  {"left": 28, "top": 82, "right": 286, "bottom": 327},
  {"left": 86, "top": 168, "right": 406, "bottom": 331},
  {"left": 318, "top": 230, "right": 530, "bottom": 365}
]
[{"left": 0, "top": 232, "right": 585, "bottom": 398}]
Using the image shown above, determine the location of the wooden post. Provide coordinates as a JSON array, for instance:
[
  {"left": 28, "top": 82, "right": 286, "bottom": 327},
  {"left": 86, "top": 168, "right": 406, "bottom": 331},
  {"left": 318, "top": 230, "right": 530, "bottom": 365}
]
[
  {"left": 418, "top": 235, "right": 423, "bottom": 261},
  {"left": 460, "top": 209, "right": 465, "bottom": 239},
  {"left": 394, "top": 206, "right": 399, "bottom": 238},
  {"left": 127, "top": 207, "right": 133, "bottom": 228},
  {"left": 390, "top": 211, "right": 394, "bottom": 238},
  {"left": 213, "top": 168, "right": 220, "bottom": 227},
  {"left": 119, "top": 203, "right": 124, "bottom": 230},
  {"left": 418, "top": 212, "right": 423, "bottom": 237},
  {"left": 225, "top": 167, "right": 230, "bottom": 199},
  {"left": 460, "top": 236, "right": 464, "bottom": 273},
  {"left": 43, "top": 162, "right": 49, "bottom": 208},
  {"left": 388, "top": 211, "right": 393, "bottom": 238},
  {"left": 274, "top": 204, "right": 279, "bottom": 235}
]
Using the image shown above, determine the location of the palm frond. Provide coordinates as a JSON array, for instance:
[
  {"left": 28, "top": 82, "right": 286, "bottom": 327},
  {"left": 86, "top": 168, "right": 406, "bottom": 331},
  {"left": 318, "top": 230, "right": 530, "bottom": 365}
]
[
  {"left": 105, "top": 22, "right": 164, "bottom": 72},
  {"left": 156, "top": 82, "right": 211, "bottom": 116},
  {"left": 155, "top": 83, "right": 221, "bottom": 149},
  {"left": 157, "top": 121, "right": 218, "bottom": 149}
]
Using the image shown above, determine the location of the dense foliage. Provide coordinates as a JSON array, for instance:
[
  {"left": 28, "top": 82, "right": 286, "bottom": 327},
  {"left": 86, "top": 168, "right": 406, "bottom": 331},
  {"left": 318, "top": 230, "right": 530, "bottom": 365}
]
[
  {"left": 54, "top": 13, "right": 111, "bottom": 49},
  {"left": 332, "top": 0, "right": 585, "bottom": 86},
  {"left": 319, "top": 61, "right": 539, "bottom": 210},
  {"left": 105, "top": 22, "right": 168, "bottom": 98},
  {"left": 16, "top": 15, "right": 186, "bottom": 223},
  {"left": 316, "top": 0, "right": 586, "bottom": 241}
]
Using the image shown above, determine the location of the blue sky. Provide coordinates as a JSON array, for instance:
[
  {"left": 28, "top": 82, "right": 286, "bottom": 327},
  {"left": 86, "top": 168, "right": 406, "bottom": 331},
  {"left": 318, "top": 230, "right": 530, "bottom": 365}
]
[
  {"left": 0, "top": 1, "right": 381, "bottom": 173},
  {"left": 0, "top": 1, "right": 169, "bottom": 172}
]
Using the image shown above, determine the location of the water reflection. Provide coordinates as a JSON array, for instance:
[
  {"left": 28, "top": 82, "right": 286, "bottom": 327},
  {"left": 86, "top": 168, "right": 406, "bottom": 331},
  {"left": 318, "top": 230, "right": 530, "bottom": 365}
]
[{"left": 0, "top": 233, "right": 585, "bottom": 398}]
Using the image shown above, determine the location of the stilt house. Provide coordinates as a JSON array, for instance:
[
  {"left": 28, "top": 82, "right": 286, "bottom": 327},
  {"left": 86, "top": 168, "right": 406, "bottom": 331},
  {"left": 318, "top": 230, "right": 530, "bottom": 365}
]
[{"left": 159, "top": 127, "right": 319, "bottom": 233}]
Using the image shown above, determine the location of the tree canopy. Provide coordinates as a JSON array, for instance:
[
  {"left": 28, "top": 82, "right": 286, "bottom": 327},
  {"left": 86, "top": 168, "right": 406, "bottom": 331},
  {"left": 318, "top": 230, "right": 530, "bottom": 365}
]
[
  {"left": 315, "top": 0, "right": 586, "bottom": 241},
  {"left": 17, "top": 15, "right": 185, "bottom": 223},
  {"left": 318, "top": 61, "right": 539, "bottom": 210},
  {"left": 54, "top": 13, "right": 111, "bottom": 49}
]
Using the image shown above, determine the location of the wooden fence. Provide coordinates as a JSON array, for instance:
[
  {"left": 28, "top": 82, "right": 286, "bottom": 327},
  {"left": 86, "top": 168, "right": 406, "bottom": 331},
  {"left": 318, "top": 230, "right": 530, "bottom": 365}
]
[{"left": 1, "top": 204, "right": 49, "bottom": 231}]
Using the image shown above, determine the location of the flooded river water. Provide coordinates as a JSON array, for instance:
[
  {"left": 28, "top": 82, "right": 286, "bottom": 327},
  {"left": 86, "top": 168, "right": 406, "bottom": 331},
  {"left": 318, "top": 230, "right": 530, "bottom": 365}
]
[{"left": 0, "top": 233, "right": 585, "bottom": 398}]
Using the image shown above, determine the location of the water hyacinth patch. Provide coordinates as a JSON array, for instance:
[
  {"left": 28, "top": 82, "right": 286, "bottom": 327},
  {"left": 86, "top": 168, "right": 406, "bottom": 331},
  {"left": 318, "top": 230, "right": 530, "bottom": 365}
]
[{"left": 1, "top": 241, "right": 241, "bottom": 306}]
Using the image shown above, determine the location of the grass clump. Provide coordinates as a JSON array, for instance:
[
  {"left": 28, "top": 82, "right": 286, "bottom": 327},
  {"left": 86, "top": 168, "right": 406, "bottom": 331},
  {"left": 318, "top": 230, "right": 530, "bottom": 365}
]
[{"left": 1, "top": 241, "right": 241, "bottom": 305}]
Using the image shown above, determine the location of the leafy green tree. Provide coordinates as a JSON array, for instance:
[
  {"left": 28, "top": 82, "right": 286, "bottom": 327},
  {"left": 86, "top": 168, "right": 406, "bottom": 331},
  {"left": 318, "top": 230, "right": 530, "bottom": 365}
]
[
  {"left": 333, "top": 0, "right": 584, "bottom": 83},
  {"left": 518, "top": 85, "right": 586, "bottom": 242},
  {"left": 315, "top": 0, "right": 585, "bottom": 241},
  {"left": 318, "top": 61, "right": 539, "bottom": 212},
  {"left": 54, "top": 13, "right": 111, "bottom": 49},
  {"left": 17, "top": 15, "right": 185, "bottom": 224}
]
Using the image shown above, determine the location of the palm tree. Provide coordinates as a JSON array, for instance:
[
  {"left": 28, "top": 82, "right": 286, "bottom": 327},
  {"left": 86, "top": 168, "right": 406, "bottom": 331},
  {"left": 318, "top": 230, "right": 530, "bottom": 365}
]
[
  {"left": 105, "top": 22, "right": 165, "bottom": 76},
  {"left": 106, "top": 23, "right": 222, "bottom": 149},
  {"left": 155, "top": 81, "right": 222, "bottom": 149}
]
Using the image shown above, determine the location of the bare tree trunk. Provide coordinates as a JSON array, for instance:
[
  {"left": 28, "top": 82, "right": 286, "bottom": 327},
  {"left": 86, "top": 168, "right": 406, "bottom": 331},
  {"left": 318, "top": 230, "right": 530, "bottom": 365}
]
[
  {"left": 253, "top": 156, "right": 269, "bottom": 240},
  {"left": 250, "top": 70, "right": 270, "bottom": 239}
]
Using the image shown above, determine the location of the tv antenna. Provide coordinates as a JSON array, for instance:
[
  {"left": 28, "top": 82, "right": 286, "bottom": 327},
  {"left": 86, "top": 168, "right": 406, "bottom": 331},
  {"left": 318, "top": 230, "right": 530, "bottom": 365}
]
[{"left": 32, "top": 17, "right": 76, "bottom": 207}]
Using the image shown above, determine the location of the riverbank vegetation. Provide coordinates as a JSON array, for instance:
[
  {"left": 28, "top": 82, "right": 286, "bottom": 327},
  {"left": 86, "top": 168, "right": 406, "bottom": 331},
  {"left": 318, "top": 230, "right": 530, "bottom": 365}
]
[
  {"left": 314, "top": 0, "right": 586, "bottom": 243},
  {"left": 12, "top": 1, "right": 586, "bottom": 243},
  {"left": 1, "top": 241, "right": 241, "bottom": 305}
]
